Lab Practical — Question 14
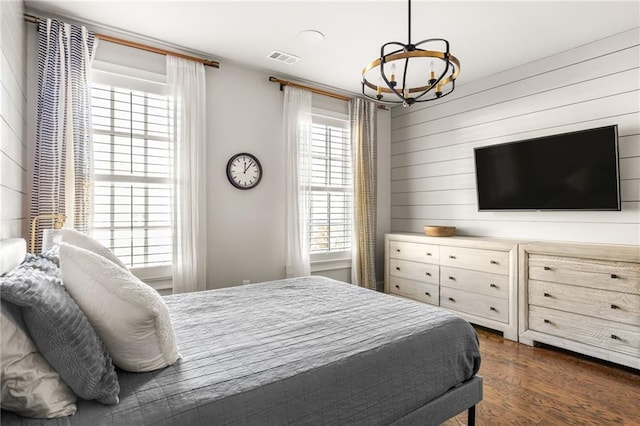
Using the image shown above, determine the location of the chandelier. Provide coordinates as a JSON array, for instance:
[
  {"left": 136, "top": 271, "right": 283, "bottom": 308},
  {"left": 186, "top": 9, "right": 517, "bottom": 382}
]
[{"left": 361, "top": 0, "right": 460, "bottom": 107}]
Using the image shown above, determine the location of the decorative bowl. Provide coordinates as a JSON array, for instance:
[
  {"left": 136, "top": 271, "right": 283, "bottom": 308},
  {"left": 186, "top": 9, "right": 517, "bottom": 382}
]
[{"left": 424, "top": 225, "right": 456, "bottom": 237}]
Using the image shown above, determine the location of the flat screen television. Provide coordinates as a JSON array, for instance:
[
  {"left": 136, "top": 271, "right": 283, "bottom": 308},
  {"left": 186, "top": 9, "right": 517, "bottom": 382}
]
[{"left": 474, "top": 125, "right": 621, "bottom": 211}]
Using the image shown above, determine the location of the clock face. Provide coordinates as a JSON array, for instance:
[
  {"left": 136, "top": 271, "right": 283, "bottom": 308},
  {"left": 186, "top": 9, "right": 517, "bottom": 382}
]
[{"left": 226, "top": 153, "right": 262, "bottom": 190}]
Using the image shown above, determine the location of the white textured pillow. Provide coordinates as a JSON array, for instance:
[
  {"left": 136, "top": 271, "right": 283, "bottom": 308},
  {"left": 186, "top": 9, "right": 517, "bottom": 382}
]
[
  {"left": 0, "top": 238, "right": 26, "bottom": 276},
  {"left": 60, "top": 229, "right": 127, "bottom": 270},
  {"left": 1, "top": 301, "right": 77, "bottom": 418},
  {"left": 59, "top": 243, "right": 180, "bottom": 372}
]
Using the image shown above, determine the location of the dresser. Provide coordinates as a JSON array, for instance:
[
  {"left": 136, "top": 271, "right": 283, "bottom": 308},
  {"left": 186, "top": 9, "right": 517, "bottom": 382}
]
[
  {"left": 519, "top": 242, "right": 640, "bottom": 369},
  {"left": 385, "top": 233, "right": 519, "bottom": 341}
]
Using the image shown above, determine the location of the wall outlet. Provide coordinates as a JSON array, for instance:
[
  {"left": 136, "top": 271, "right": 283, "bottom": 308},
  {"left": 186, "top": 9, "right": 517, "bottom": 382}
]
[{"left": 242, "top": 279, "right": 250, "bottom": 285}]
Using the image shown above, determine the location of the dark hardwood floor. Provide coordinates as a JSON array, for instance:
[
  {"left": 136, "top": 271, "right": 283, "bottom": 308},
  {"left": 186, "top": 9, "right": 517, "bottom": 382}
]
[{"left": 442, "top": 328, "right": 640, "bottom": 425}]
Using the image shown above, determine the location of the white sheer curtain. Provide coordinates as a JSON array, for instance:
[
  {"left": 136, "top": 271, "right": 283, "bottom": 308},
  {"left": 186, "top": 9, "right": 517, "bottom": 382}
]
[
  {"left": 31, "top": 19, "right": 96, "bottom": 252},
  {"left": 284, "top": 86, "right": 313, "bottom": 277},
  {"left": 167, "top": 56, "right": 207, "bottom": 293}
]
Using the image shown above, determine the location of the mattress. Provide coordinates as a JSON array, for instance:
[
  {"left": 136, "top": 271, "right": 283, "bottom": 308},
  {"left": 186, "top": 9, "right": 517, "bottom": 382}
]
[{"left": 1, "top": 276, "right": 480, "bottom": 425}]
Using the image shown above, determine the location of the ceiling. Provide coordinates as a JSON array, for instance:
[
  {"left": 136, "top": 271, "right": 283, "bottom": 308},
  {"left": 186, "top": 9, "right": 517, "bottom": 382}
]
[{"left": 24, "top": 1, "right": 640, "bottom": 96}]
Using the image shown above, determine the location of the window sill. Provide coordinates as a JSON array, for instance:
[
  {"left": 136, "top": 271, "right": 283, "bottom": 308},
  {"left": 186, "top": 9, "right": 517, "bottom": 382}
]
[
  {"left": 130, "top": 265, "right": 171, "bottom": 280},
  {"left": 310, "top": 257, "right": 351, "bottom": 273},
  {"left": 130, "top": 265, "right": 172, "bottom": 293}
]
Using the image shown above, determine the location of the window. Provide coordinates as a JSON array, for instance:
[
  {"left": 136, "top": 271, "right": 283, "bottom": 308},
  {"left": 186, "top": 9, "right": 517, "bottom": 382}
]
[
  {"left": 90, "top": 73, "right": 173, "bottom": 271},
  {"left": 309, "top": 113, "right": 352, "bottom": 259}
]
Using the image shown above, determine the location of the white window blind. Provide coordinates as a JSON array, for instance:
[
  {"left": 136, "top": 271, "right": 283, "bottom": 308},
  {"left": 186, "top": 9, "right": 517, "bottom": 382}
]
[
  {"left": 90, "top": 77, "right": 173, "bottom": 269},
  {"left": 309, "top": 114, "right": 352, "bottom": 256}
]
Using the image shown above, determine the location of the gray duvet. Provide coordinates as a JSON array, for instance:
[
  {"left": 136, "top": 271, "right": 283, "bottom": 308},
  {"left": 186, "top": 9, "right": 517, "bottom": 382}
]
[{"left": 1, "top": 276, "right": 480, "bottom": 425}]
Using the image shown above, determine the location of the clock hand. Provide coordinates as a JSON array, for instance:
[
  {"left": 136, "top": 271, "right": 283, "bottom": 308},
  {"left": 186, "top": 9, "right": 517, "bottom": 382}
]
[{"left": 244, "top": 159, "right": 256, "bottom": 174}]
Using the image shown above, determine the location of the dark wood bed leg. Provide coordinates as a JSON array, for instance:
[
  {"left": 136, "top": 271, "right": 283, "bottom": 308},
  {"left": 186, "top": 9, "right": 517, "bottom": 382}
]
[{"left": 468, "top": 405, "right": 476, "bottom": 426}]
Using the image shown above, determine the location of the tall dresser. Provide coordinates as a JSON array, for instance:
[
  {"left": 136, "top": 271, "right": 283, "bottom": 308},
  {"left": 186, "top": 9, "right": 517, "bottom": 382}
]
[
  {"left": 519, "top": 242, "right": 640, "bottom": 369},
  {"left": 385, "top": 233, "right": 519, "bottom": 341}
]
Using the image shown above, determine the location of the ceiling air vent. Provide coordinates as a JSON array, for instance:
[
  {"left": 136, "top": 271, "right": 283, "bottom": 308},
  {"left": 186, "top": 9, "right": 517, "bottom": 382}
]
[{"left": 267, "top": 50, "right": 300, "bottom": 65}]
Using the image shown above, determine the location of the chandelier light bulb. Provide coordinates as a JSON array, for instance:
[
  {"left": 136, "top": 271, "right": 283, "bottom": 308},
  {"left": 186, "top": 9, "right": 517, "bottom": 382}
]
[{"left": 429, "top": 60, "right": 436, "bottom": 83}]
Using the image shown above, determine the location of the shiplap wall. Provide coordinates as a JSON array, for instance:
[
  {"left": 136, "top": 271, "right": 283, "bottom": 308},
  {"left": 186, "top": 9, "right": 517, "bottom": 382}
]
[
  {"left": 0, "top": 0, "right": 27, "bottom": 239},
  {"left": 390, "top": 28, "right": 640, "bottom": 246}
]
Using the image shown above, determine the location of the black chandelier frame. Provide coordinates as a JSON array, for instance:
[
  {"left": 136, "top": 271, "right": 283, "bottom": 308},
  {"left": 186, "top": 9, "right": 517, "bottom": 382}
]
[{"left": 361, "top": 0, "right": 460, "bottom": 106}]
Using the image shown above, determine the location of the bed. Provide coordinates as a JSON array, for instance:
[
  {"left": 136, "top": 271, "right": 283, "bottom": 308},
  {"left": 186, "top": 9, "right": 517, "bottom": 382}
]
[{"left": 1, "top": 238, "right": 482, "bottom": 425}]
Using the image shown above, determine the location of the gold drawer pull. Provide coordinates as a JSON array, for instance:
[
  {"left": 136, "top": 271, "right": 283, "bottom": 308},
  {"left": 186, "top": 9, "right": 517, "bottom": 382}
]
[
  {"left": 425, "top": 272, "right": 431, "bottom": 277},
  {"left": 611, "top": 334, "right": 619, "bottom": 340},
  {"left": 611, "top": 304, "right": 619, "bottom": 310},
  {"left": 449, "top": 255, "right": 456, "bottom": 259},
  {"left": 489, "top": 306, "right": 497, "bottom": 312},
  {"left": 543, "top": 293, "right": 552, "bottom": 298},
  {"left": 544, "top": 266, "right": 552, "bottom": 271},
  {"left": 490, "top": 260, "right": 499, "bottom": 265},
  {"left": 448, "top": 297, "right": 456, "bottom": 302},
  {"left": 611, "top": 274, "right": 618, "bottom": 279},
  {"left": 449, "top": 276, "right": 456, "bottom": 281},
  {"left": 543, "top": 319, "right": 552, "bottom": 324},
  {"left": 425, "top": 291, "right": 430, "bottom": 297},
  {"left": 490, "top": 283, "right": 498, "bottom": 288}
]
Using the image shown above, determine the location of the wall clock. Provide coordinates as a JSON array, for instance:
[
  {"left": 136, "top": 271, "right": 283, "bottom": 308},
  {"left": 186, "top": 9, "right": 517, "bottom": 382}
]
[{"left": 226, "top": 153, "right": 263, "bottom": 190}]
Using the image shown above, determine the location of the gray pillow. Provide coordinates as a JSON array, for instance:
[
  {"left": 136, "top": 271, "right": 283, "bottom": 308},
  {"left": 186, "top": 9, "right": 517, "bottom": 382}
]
[
  {"left": 0, "top": 254, "right": 120, "bottom": 405},
  {"left": 1, "top": 300, "right": 78, "bottom": 418}
]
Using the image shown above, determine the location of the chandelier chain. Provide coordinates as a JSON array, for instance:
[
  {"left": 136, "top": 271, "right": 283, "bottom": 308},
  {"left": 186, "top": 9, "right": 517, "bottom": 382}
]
[{"left": 408, "top": 0, "right": 412, "bottom": 46}]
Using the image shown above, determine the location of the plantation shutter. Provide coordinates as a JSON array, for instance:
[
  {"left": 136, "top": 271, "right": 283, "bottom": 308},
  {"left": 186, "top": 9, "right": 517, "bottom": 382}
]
[
  {"left": 309, "top": 114, "right": 352, "bottom": 255},
  {"left": 90, "top": 69, "right": 173, "bottom": 269}
]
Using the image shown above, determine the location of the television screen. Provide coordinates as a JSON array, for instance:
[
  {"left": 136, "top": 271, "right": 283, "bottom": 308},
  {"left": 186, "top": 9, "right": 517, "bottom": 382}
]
[{"left": 474, "top": 125, "right": 621, "bottom": 211}]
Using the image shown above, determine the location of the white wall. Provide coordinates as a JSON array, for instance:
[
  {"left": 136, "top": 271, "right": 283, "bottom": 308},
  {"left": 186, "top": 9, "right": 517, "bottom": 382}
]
[
  {"left": 0, "top": 0, "right": 27, "bottom": 240},
  {"left": 376, "top": 106, "right": 391, "bottom": 289},
  {"left": 205, "top": 62, "right": 287, "bottom": 288},
  {"left": 390, "top": 28, "right": 640, "bottom": 246}
]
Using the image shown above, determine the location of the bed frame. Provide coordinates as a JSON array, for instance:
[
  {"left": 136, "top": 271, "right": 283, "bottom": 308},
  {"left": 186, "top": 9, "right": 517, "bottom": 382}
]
[{"left": 394, "top": 376, "right": 482, "bottom": 425}]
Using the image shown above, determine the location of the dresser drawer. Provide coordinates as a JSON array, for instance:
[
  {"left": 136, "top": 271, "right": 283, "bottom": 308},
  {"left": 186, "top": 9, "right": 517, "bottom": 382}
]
[
  {"left": 389, "top": 276, "right": 439, "bottom": 306},
  {"left": 529, "top": 254, "right": 640, "bottom": 295},
  {"left": 440, "top": 246, "right": 509, "bottom": 275},
  {"left": 389, "top": 258, "right": 439, "bottom": 285},
  {"left": 389, "top": 240, "right": 439, "bottom": 263},
  {"left": 440, "top": 287, "right": 509, "bottom": 323},
  {"left": 440, "top": 266, "right": 509, "bottom": 299},
  {"left": 529, "top": 305, "right": 640, "bottom": 357},
  {"left": 529, "top": 280, "right": 640, "bottom": 326}
]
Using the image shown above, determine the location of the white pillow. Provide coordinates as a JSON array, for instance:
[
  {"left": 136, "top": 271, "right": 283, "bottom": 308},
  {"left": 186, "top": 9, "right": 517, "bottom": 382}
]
[
  {"left": 60, "top": 229, "right": 127, "bottom": 270},
  {"left": 0, "top": 239, "right": 26, "bottom": 276},
  {"left": 59, "top": 243, "right": 180, "bottom": 372},
  {"left": 1, "top": 301, "right": 77, "bottom": 418}
]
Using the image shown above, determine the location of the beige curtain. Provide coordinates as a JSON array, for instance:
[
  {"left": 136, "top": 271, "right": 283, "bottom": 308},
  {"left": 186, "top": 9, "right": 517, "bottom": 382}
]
[{"left": 350, "top": 98, "right": 377, "bottom": 290}]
